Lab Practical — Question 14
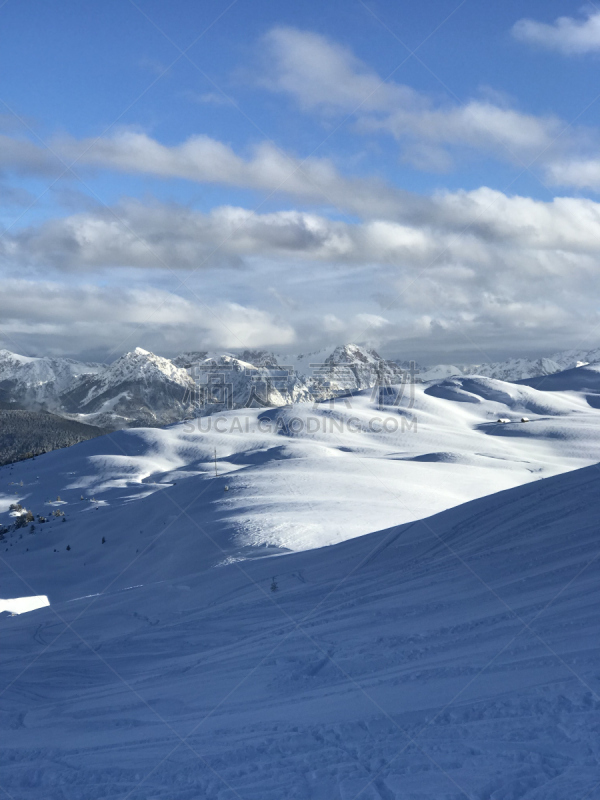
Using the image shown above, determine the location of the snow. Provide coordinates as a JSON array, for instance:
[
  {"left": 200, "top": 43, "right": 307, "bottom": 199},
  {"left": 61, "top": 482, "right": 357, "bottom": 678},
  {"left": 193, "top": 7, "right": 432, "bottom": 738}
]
[
  {"left": 2, "top": 374, "right": 600, "bottom": 572},
  {"left": 1, "top": 368, "right": 600, "bottom": 796},
  {"left": 0, "top": 349, "right": 103, "bottom": 407},
  {"left": 0, "top": 595, "right": 49, "bottom": 614},
  {"left": 2, "top": 458, "right": 600, "bottom": 796},
  {"left": 4, "top": 341, "right": 600, "bottom": 431}
]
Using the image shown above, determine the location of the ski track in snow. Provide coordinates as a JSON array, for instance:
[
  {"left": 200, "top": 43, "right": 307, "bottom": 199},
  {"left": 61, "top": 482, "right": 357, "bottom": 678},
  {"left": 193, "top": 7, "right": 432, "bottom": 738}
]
[{"left": 1, "top": 376, "right": 600, "bottom": 798}]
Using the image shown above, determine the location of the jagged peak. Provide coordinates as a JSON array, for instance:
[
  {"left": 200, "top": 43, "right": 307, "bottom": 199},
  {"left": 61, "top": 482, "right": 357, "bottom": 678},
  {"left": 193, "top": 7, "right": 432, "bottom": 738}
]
[
  {"left": 326, "top": 344, "right": 383, "bottom": 364},
  {"left": 237, "top": 349, "right": 280, "bottom": 368},
  {"left": 105, "top": 348, "right": 193, "bottom": 386}
]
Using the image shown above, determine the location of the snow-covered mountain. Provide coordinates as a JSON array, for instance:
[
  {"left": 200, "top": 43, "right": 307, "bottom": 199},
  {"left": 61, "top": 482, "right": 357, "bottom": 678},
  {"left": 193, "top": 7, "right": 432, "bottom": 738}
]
[
  {"left": 2, "top": 366, "right": 600, "bottom": 797},
  {"left": 419, "top": 355, "right": 563, "bottom": 382},
  {"left": 0, "top": 349, "right": 102, "bottom": 409},
  {"left": 296, "top": 343, "right": 405, "bottom": 397},
  {"left": 0, "top": 344, "right": 404, "bottom": 429},
  {"left": 2, "top": 342, "right": 600, "bottom": 433},
  {"left": 60, "top": 347, "right": 198, "bottom": 429},
  {"left": 177, "top": 351, "right": 312, "bottom": 413},
  {"left": 418, "top": 347, "right": 600, "bottom": 383},
  {"left": 550, "top": 346, "right": 600, "bottom": 370}
]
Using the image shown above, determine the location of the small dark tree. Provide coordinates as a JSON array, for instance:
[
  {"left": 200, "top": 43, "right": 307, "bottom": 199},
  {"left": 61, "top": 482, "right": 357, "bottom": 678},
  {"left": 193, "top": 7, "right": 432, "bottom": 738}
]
[
  {"left": 270, "top": 576, "right": 278, "bottom": 592},
  {"left": 102, "top": 536, "right": 106, "bottom": 544},
  {"left": 66, "top": 545, "right": 71, "bottom": 551},
  {"left": 29, "top": 524, "right": 35, "bottom": 533}
]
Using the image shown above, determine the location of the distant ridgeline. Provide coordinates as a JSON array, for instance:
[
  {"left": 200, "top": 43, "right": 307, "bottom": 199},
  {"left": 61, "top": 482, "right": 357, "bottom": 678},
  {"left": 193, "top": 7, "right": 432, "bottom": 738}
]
[{"left": 0, "top": 343, "right": 597, "bottom": 436}]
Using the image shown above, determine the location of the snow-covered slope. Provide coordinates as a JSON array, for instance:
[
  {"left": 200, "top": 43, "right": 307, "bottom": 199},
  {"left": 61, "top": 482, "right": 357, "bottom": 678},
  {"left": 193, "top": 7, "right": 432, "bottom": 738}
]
[
  {"left": 2, "top": 371, "right": 600, "bottom": 575},
  {"left": 2, "top": 441, "right": 600, "bottom": 796},
  {"left": 518, "top": 362, "right": 600, "bottom": 395}
]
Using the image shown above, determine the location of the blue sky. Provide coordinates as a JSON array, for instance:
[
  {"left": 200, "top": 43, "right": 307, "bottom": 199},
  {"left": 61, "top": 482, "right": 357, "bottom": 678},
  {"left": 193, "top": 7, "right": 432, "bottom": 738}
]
[{"left": 2, "top": 1, "right": 600, "bottom": 363}]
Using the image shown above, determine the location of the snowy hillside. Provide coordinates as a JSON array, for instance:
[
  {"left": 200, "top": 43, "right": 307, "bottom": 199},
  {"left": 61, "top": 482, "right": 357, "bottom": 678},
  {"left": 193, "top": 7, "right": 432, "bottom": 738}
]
[
  {"left": 2, "top": 373, "right": 600, "bottom": 572},
  {"left": 2, "top": 425, "right": 600, "bottom": 797},
  {"left": 518, "top": 362, "right": 600, "bottom": 396}
]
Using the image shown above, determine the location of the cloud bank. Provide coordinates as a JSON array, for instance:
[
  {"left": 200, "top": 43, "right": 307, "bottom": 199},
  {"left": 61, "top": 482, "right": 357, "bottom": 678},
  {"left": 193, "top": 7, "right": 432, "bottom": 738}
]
[
  {"left": 0, "top": 279, "right": 295, "bottom": 359},
  {"left": 3, "top": 188, "right": 600, "bottom": 361}
]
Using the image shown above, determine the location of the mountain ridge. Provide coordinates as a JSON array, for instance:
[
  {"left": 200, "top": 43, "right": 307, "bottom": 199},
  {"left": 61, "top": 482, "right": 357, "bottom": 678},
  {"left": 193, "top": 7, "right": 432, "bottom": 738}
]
[{"left": 1, "top": 342, "right": 598, "bottom": 430}]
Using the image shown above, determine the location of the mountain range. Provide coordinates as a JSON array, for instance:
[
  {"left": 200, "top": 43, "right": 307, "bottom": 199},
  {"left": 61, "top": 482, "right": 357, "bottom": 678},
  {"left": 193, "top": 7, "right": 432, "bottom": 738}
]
[{"left": 0, "top": 342, "right": 598, "bottom": 431}]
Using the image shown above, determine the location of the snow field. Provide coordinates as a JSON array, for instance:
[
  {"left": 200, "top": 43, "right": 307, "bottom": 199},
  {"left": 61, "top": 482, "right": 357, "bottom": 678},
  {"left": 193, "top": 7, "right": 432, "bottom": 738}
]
[{"left": 2, "top": 373, "right": 600, "bottom": 796}]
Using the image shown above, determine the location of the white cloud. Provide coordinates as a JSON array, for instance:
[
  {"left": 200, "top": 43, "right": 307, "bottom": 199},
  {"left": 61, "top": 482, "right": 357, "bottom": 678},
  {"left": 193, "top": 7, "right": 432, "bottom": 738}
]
[
  {"left": 432, "top": 187, "right": 600, "bottom": 252},
  {"left": 0, "top": 279, "right": 296, "bottom": 358},
  {"left": 4, "top": 190, "right": 600, "bottom": 361},
  {"left": 1, "top": 202, "right": 358, "bottom": 269},
  {"left": 6, "top": 191, "right": 600, "bottom": 272},
  {"left": 545, "top": 157, "right": 600, "bottom": 189},
  {"left": 512, "top": 9, "right": 600, "bottom": 55},
  {"left": 1, "top": 201, "right": 453, "bottom": 270},
  {"left": 262, "top": 27, "right": 563, "bottom": 165},
  {"left": 70, "top": 131, "right": 421, "bottom": 220},
  {"left": 355, "top": 313, "right": 391, "bottom": 330},
  {"left": 0, "top": 31, "right": 572, "bottom": 195},
  {"left": 261, "top": 27, "right": 417, "bottom": 113},
  {"left": 0, "top": 129, "right": 414, "bottom": 221},
  {"left": 2, "top": 122, "right": 599, "bottom": 218}
]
